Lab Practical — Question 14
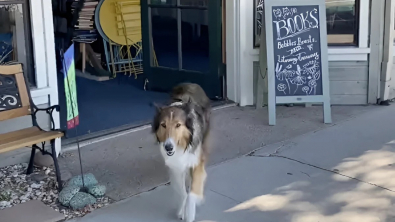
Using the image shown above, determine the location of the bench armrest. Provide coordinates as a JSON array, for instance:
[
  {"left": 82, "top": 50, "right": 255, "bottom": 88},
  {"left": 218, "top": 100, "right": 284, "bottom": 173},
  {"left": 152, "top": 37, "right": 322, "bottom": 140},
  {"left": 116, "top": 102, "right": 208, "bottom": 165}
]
[{"left": 32, "top": 105, "right": 60, "bottom": 131}]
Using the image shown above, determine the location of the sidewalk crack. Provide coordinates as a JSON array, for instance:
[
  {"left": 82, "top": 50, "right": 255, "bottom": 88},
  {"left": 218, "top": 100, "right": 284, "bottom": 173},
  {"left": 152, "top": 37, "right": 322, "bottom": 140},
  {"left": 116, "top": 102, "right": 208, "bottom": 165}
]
[
  {"left": 248, "top": 143, "right": 284, "bottom": 156},
  {"left": 251, "top": 154, "right": 395, "bottom": 193},
  {"left": 209, "top": 189, "right": 242, "bottom": 204},
  {"left": 300, "top": 171, "right": 311, "bottom": 178}
]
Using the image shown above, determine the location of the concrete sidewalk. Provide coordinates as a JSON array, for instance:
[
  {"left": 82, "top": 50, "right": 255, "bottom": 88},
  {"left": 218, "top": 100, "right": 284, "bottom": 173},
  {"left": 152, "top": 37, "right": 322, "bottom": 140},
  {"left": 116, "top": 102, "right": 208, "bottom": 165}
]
[
  {"left": 58, "top": 105, "right": 375, "bottom": 201},
  {"left": 70, "top": 104, "right": 395, "bottom": 222}
]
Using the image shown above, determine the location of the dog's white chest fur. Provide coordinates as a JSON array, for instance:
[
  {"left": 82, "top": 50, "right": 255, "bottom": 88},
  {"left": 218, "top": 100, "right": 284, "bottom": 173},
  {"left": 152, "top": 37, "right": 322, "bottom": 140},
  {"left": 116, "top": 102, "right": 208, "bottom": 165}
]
[{"left": 160, "top": 143, "right": 201, "bottom": 171}]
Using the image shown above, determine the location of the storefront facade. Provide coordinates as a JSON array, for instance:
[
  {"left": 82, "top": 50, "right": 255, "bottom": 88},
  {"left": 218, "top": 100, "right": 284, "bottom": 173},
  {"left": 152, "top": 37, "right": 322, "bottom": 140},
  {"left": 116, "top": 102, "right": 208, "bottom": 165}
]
[
  {"left": 225, "top": 0, "right": 387, "bottom": 106},
  {"left": 0, "top": 0, "right": 394, "bottom": 162}
]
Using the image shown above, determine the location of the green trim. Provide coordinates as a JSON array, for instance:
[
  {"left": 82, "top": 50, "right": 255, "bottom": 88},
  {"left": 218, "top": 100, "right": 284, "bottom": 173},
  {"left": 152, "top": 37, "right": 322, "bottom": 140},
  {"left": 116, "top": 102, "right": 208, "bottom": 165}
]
[{"left": 141, "top": 0, "right": 151, "bottom": 90}]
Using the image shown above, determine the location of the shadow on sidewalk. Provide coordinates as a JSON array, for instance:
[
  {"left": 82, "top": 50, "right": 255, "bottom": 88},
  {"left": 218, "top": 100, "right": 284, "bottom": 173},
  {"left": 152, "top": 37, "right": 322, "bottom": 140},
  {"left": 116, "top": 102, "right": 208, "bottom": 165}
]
[{"left": 213, "top": 140, "right": 395, "bottom": 222}]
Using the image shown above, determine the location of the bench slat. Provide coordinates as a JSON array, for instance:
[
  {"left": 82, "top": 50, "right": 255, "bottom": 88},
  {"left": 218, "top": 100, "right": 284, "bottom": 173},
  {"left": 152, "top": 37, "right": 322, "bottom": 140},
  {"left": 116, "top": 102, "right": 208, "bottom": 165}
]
[
  {"left": 0, "top": 127, "right": 40, "bottom": 143},
  {"left": 0, "top": 107, "right": 31, "bottom": 122},
  {"left": 0, "top": 127, "right": 64, "bottom": 154},
  {"left": 0, "top": 64, "right": 23, "bottom": 75}
]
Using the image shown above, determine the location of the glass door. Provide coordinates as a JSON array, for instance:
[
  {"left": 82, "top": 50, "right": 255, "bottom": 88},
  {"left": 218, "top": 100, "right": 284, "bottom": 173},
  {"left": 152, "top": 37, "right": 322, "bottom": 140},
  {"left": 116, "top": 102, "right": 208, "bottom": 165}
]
[{"left": 141, "top": 0, "right": 222, "bottom": 99}]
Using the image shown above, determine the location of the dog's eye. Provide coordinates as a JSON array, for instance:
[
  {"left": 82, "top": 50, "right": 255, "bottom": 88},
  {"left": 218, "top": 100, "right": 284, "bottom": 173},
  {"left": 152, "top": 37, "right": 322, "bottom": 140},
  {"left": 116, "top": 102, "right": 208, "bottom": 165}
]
[
  {"left": 161, "top": 123, "right": 166, "bottom": 128},
  {"left": 176, "top": 123, "right": 181, "bottom": 128}
]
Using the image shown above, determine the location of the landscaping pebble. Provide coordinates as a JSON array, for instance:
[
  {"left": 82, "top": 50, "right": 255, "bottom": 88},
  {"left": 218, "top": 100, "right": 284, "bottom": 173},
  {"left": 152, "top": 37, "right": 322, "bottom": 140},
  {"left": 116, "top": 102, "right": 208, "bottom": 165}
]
[{"left": 0, "top": 163, "right": 113, "bottom": 220}]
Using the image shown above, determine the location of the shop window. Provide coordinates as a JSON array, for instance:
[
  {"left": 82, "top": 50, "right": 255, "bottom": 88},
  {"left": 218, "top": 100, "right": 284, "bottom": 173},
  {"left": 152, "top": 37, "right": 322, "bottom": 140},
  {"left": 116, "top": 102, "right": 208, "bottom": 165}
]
[
  {"left": 0, "top": 0, "right": 35, "bottom": 86},
  {"left": 254, "top": 0, "right": 360, "bottom": 47},
  {"left": 326, "top": 0, "right": 359, "bottom": 46}
]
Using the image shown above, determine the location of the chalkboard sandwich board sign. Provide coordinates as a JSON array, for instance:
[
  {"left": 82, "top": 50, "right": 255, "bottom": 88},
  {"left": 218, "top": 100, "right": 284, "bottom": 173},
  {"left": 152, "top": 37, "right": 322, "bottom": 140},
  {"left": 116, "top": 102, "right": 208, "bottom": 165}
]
[{"left": 264, "top": 0, "right": 332, "bottom": 125}]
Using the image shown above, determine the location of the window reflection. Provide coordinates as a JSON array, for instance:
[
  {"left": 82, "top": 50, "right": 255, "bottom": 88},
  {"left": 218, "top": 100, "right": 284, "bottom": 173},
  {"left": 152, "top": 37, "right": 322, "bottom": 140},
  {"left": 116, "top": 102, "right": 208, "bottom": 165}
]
[
  {"left": 0, "top": 4, "right": 24, "bottom": 64},
  {"left": 150, "top": 8, "right": 179, "bottom": 68},
  {"left": 0, "top": 2, "right": 34, "bottom": 86},
  {"left": 326, "top": 0, "right": 358, "bottom": 45},
  {"left": 181, "top": 9, "right": 209, "bottom": 72}
]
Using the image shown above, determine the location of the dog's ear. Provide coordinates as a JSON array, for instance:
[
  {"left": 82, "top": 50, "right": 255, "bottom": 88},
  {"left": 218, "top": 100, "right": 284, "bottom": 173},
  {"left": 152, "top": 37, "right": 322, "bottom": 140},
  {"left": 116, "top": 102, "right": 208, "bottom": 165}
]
[
  {"left": 185, "top": 114, "right": 194, "bottom": 146},
  {"left": 151, "top": 103, "right": 162, "bottom": 133},
  {"left": 183, "top": 102, "right": 195, "bottom": 147},
  {"left": 151, "top": 102, "right": 163, "bottom": 113},
  {"left": 151, "top": 111, "right": 160, "bottom": 133}
]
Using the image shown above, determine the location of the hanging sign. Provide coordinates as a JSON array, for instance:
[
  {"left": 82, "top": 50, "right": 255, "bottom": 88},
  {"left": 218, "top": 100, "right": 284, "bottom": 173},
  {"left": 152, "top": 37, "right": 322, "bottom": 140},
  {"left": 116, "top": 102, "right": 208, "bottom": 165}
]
[
  {"left": 63, "top": 43, "right": 80, "bottom": 129},
  {"left": 264, "top": 0, "right": 332, "bottom": 125}
]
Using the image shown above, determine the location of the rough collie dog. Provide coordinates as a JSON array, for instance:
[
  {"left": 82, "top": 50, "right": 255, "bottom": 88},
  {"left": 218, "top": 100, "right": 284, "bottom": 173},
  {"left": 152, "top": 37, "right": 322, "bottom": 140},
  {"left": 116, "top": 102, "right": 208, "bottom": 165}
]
[{"left": 152, "top": 83, "right": 211, "bottom": 222}]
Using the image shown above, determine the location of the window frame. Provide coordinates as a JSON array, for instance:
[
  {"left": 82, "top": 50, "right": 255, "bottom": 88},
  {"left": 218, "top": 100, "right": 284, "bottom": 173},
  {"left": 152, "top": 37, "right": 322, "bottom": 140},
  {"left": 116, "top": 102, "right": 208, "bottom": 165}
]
[{"left": 0, "top": 0, "right": 35, "bottom": 86}]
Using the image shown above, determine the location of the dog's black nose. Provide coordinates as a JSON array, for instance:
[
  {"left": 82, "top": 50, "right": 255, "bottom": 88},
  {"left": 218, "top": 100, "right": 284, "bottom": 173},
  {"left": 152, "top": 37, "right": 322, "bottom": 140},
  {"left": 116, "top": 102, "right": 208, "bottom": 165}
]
[{"left": 164, "top": 143, "right": 173, "bottom": 152}]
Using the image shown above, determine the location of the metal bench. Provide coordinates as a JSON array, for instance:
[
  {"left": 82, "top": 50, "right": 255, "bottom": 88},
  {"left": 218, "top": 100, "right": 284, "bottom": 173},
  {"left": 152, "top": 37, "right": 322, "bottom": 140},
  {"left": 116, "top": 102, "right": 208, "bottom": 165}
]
[{"left": 0, "top": 64, "right": 64, "bottom": 191}]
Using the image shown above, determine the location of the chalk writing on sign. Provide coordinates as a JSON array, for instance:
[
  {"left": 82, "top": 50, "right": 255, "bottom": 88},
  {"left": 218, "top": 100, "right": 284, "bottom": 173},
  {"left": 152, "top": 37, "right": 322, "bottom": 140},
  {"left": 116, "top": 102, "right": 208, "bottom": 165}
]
[{"left": 271, "top": 5, "right": 323, "bottom": 96}]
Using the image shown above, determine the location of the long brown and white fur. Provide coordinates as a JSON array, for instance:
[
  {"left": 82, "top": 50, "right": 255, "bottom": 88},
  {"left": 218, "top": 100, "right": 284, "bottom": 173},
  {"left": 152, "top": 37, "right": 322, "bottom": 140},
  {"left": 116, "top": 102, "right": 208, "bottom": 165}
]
[{"left": 152, "top": 83, "right": 210, "bottom": 222}]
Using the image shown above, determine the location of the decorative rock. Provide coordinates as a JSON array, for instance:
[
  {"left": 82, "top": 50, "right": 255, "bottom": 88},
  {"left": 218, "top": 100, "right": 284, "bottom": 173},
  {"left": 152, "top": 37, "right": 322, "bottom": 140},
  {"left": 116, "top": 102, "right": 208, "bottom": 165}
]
[
  {"left": 69, "top": 192, "right": 96, "bottom": 210},
  {"left": 87, "top": 185, "right": 106, "bottom": 197},
  {"left": 30, "top": 183, "right": 41, "bottom": 189},
  {"left": 34, "top": 152, "right": 54, "bottom": 167},
  {"left": 11, "top": 172, "right": 18, "bottom": 177},
  {"left": 19, "top": 195, "right": 28, "bottom": 201},
  {"left": 58, "top": 185, "right": 80, "bottom": 207},
  {"left": 67, "top": 173, "right": 98, "bottom": 188},
  {"left": 29, "top": 172, "right": 48, "bottom": 182},
  {"left": 0, "top": 201, "right": 10, "bottom": 208},
  {"left": 20, "top": 163, "right": 28, "bottom": 169}
]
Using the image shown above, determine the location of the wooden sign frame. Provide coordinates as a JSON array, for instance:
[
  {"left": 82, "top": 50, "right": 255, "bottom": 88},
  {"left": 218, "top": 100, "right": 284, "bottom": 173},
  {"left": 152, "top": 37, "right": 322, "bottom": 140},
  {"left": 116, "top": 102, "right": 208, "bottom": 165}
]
[{"left": 264, "top": 0, "right": 332, "bottom": 125}]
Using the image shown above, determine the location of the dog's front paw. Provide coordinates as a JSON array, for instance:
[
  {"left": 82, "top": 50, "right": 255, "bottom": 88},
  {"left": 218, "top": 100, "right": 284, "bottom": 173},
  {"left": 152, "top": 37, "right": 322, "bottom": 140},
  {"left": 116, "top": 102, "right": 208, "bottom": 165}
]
[
  {"left": 178, "top": 210, "right": 185, "bottom": 220},
  {"left": 185, "top": 193, "right": 200, "bottom": 222},
  {"left": 178, "top": 195, "right": 187, "bottom": 220}
]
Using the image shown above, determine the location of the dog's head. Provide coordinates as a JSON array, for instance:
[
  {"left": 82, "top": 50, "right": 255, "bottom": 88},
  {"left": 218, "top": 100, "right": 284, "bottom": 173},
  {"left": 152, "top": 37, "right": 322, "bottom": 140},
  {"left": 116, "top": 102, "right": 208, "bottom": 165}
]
[{"left": 151, "top": 103, "right": 193, "bottom": 156}]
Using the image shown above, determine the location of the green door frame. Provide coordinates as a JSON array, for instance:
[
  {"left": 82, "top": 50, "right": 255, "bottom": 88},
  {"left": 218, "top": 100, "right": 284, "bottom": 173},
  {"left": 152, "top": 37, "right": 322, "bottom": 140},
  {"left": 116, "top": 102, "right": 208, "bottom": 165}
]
[{"left": 141, "top": 0, "right": 223, "bottom": 99}]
